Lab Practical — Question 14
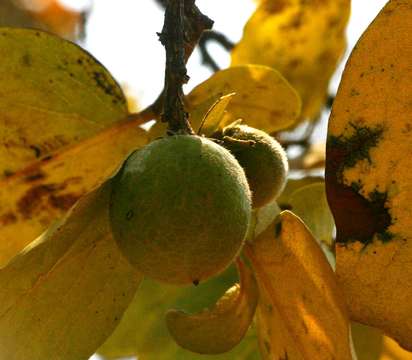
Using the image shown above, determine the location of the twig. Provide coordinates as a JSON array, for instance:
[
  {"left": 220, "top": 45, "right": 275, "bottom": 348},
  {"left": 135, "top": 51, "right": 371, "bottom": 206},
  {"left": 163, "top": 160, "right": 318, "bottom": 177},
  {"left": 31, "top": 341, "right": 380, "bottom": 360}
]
[
  {"left": 157, "top": 0, "right": 213, "bottom": 134},
  {"left": 198, "top": 30, "right": 235, "bottom": 72}
]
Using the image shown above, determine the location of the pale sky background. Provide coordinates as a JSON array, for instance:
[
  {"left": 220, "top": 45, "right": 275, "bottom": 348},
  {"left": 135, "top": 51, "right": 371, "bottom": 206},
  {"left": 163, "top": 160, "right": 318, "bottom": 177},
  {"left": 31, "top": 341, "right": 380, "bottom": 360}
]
[{"left": 56, "top": 1, "right": 389, "bottom": 359}]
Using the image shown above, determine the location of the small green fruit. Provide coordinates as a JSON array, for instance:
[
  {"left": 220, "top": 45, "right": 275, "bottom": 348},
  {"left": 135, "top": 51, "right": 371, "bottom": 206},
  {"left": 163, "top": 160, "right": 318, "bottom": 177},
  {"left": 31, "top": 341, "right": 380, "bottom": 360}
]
[
  {"left": 220, "top": 123, "right": 288, "bottom": 208},
  {"left": 110, "top": 135, "right": 251, "bottom": 285}
]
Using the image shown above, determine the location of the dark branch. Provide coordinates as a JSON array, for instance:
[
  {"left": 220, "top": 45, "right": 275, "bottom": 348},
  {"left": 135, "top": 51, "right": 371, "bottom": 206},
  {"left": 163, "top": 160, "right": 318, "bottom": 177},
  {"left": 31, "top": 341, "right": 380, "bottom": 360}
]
[
  {"left": 198, "top": 30, "right": 235, "bottom": 72},
  {"left": 157, "top": 0, "right": 213, "bottom": 134}
]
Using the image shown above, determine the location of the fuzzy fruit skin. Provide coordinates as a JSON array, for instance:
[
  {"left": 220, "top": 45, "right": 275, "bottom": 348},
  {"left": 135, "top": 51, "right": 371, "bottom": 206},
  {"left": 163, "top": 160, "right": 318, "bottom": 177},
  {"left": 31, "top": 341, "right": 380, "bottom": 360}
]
[
  {"left": 221, "top": 124, "right": 288, "bottom": 208},
  {"left": 110, "top": 135, "right": 252, "bottom": 285}
]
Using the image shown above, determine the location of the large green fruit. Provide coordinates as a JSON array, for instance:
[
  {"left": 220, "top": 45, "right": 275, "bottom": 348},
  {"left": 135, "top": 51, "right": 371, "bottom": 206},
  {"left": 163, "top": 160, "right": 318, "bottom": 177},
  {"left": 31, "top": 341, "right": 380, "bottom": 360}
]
[
  {"left": 220, "top": 124, "right": 288, "bottom": 208},
  {"left": 110, "top": 135, "right": 252, "bottom": 285}
]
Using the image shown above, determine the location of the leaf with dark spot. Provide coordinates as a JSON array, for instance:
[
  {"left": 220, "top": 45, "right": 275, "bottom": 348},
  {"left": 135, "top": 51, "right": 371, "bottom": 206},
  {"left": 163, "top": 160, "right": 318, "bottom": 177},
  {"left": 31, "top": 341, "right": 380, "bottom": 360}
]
[{"left": 325, "top": 0, "right": 412, "bottom": 350}]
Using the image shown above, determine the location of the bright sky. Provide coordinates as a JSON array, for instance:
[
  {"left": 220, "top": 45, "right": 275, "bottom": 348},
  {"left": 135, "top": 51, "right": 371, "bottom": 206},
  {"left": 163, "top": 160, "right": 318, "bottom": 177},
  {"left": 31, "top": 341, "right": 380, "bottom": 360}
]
[
  {"left": 78, "top": 1, "right": 388, "bottom": 359},
  {"left": 79, "top": 0, "right": 389, "bottom": 110}
]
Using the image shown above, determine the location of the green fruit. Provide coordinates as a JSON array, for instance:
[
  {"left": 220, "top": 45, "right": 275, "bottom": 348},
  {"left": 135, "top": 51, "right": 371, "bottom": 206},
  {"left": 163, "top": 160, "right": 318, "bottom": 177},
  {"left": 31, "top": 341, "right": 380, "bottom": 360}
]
[
  {"left": 220, "top": 123, "right": 288, "bottom": 208},
  {"left": 110, "top": 135, "right": 252, "bottom": 285}
]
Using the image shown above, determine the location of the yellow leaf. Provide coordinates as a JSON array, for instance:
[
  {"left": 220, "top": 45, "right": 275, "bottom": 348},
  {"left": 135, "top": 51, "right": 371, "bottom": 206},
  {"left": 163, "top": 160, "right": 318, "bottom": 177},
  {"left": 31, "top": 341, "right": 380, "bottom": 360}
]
[
  {"left": 381, "top": 335, "right": 412, "bottom": 360},
  {"left": 232, "top": 0, "right": 350, "bottom": 121},
  {"left": 0, "top": 180, "right": 142, "bottom": 360},
  {"left": 256, "top": 285, "right": 303, "bottom": 359},
  {"left": 0, "top": 28, "right": 128, "bottom": 178},
  {"left": 186, "top": 65, "right": 301, "bottom": 133},
  {"left": 198, "top": 93, "right": 235, "bottom": 136},
  {"left": 325, "top": 0, "right": 412, "bottom": 350},
  {"left": 0, "top": 119, "right": 147, "bottom": 267},
  {"left": 246, "top": 211, "right": 352, "bottom": 360},
  {"left": 166, "top": 260, "right": 258, "bottom": 354}
]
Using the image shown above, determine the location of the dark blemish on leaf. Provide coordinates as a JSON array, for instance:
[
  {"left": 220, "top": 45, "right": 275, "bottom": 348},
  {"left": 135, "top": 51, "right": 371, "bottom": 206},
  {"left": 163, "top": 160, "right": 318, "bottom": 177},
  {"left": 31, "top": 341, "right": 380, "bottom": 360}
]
[
  {"left": 278, "top": 203, "right": 292, "bottom": 211},
  {"left": 327, "top": 122, "right": 383, "bottom": 180},
  {"left": 49, "top": 193, "right": 79, "bottom": 211},
  {"left": 77, "top": 59, "right": 83, "bottom": 65},
  {"left": 21, "top": 53, "right": 32, "bottom": 67},
  {"left": 92, "top": 71, "right": 125, "bottom": 103},
  {"left": 29, "top": 145, "right": 42, "bottom": 158},
  {"left": 193, "top": 279, "right": 200, "bottom": 286},
  {"left": 35, "top": 32, "right": 40, "bottom": 37},
  {"left": 0, "top": 212, "right": 17, "bottom": 225},
  {"left": 24, "top": 171, "right": 46, "bottom": 182},
  {"left": 350, "top": 88, "right": 360, "bottom": 96},
  {"left": 69, "top": 73, "right": 74, "bottom": 78},
  {"left": 126, "top": 210, "right": 134, "bottom": 220},
  {"left": 326, "top": 124, "right": 393, "bottom": 245},
  {"left": 17, "top": 178, "right": 82, "bottom": 218},
  {"left": 3, "top": 169, "right": 14, "bottom": 177},
  {"left": 274, "top": 220, "right": 282, "bottom": 238},
  {"left": 17, "top": 184, "right": 57, "bottom": 219},
  {"left": 42, "top": 155, "right": 53, "bottom": 162}
]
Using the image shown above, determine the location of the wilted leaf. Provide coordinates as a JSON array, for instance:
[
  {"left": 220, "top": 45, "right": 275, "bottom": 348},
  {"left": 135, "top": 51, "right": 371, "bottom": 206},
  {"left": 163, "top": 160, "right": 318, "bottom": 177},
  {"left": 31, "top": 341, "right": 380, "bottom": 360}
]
[
  {"left": 325, "top": 0, "right": 412, "bottom": 350},
  {"left": 245, "top": 211, "right": 352, "bottom": 360},
  {"left": 231, "top": 0, "right": 350, "bottom": 121},
  {"left": 0, "top": 119, "right": 147, "bottom": 267},
  {"left": 99, "top": 265, "right": 260, "bottom": 359},
  {"left": 186, "top": 65, "right": 301, "bottom": 133},
  {"left": 288, "top": 182, "right": 335, "bottom": 247},
  {"left": 0, "top": 180, "right": 142, "bottom": 360},
  {"left": 166, "top": 260, "right": 258, "bottom": 354},
  {"left": 0, "top": 28, "right": 128, "bottom": 178}
]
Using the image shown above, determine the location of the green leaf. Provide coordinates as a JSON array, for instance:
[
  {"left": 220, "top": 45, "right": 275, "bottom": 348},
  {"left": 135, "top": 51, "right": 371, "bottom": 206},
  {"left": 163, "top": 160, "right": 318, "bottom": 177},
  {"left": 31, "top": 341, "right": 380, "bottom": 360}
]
[
  {"left": 99, "top": 265, "right": 260, "bottom": 359},
  {"left": 0, "top": 180, "right": 142, "bottom": 360},
  {"left": 0, "top": 28, "right": 128, "bottom": 178}
]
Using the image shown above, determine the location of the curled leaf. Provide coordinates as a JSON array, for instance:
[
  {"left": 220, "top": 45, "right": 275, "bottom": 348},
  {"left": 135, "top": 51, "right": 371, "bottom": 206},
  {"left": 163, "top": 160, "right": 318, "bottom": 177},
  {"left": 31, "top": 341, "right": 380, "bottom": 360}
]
[
  {"left": 232, "top": 0, "right": 350, "bottom": 121},
  {"left": 246, "top": 211, "right": 352, "bottom": 360},
  {"left": 325, "top": 0, "right": 412, "bottom": 350},
  {"left": 0, "top": 180, "right": 142, "bottom": 360},
  {"left": 166, "top": 260, "right": 258, "bottom": 354},
  {"left": 99, "top": 265, "right": 260, "bottom": 359}
]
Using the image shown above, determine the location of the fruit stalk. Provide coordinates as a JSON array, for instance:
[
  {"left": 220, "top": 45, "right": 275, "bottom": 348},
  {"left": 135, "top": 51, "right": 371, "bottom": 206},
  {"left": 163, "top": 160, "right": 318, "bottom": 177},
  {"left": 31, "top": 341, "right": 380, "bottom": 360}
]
[{"left": 158, "top": 0, "right": 213, "bottom": 134}]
